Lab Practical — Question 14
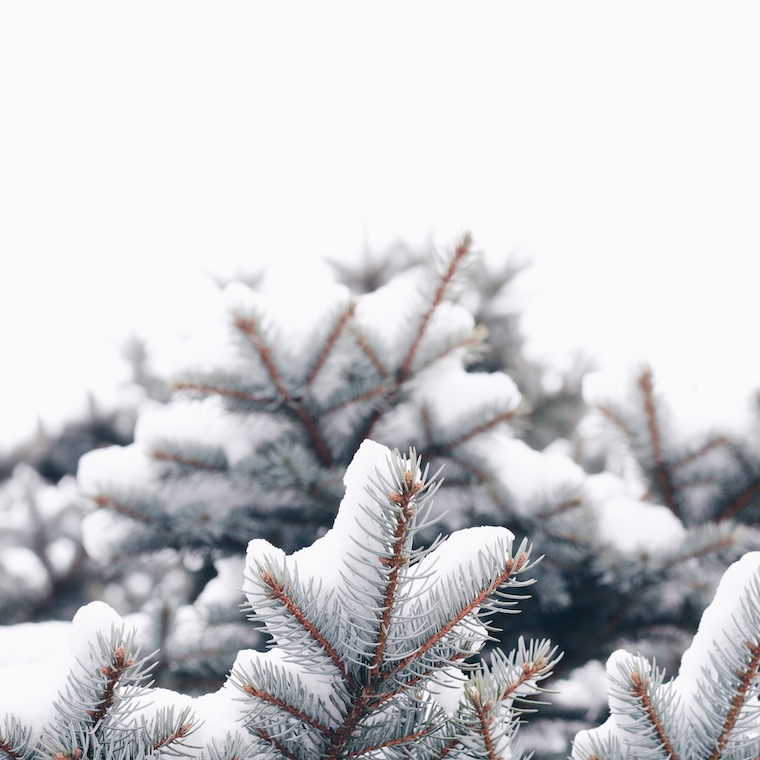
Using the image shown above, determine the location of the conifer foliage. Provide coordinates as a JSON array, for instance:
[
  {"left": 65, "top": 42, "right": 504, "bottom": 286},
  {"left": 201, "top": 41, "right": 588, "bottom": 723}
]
[
  {"left": 72, "top": 236, "right": 753, "bottom": 690},
  {"left": 233, "top": 440, "right": 559, "bottom": 758},
  {"left": 0, "top": 441, "right": 560, "bottom": 759},
  {"left": 586, "top": 363, "right": 760, "bottom": 527},
  {"left": 571, "top": 552, "right": 760, "bottom": 760}
]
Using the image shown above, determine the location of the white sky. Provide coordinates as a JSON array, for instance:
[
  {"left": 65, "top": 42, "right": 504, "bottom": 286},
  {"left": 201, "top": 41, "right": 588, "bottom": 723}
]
[{"left": 1, "top": 3, "right": 759, "bottom": 450}]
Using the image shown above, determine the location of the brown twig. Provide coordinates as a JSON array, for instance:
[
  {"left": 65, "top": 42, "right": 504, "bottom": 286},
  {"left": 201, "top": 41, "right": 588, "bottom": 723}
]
[
  {"left": 638, "top": 368, "right": 677, "bottom": 514},
  {"left": 629, "top": 670, "right": 676, "bottom": 759},
  {"left": 470, "top": 691, "right": 498, "bottom": 760},
  {"left": 350, "top": 326, "right": 389, "bottom": 378},
  {"left": 710, "top": 640, "right": 760, "bottom": 760},
  {"left": 150, "top": 449, "right": 227, "bottom": 473},
  {"left": 387, "top": 552, "right": 529, "bottom": 682},
  {"left": 669, "top": 435, "right": 730, "bottom": 472},
  {"left": 260, "top": 571, "right": 355, "bottom": 690},
  {"left": 717, "top": 476, "right": 760, "bottom": 522},
  {"left": 87, "top": 645, "right": 134, "bottom": 727},
  {"left": 234, "top": 315, "right": 333, "bottom": 467},
  {"left": 242, "top": 684, "right": 332, "bottom": 736},
  {"left": 398, "top": 233, "right": 473, "bottom": 383},
  {"left": 443, "top": 408, "right": 520, "bottom": 451},
  {"left": 170, "top": 380, "right": 274, "bottom": 405},
  {"left": 305, "top": 300, "right": 356, "bottom": 387},
  {"left": 152, "top": 722, "right": 194, "bottom": 751},
  {"left": 91, "top": 494, "right": 161, "bottom": 525}
]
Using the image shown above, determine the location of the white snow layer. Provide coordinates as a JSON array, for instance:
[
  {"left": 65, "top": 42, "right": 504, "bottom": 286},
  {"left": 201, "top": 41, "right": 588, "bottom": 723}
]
[
  {"left": 78, "top": 442, "right": 156, "bottom": 494},
  {"left": 585, "top": 472, "right": 685, "bottom": 551},
  {"left": 0, "top": 600, "right": 248, "bottom": 752},
  {"left": 467, "top": 435, "right": 586, "bottom": 517},
  {"left": 675, "top": 551, "right": 760, "bottom": 711}
]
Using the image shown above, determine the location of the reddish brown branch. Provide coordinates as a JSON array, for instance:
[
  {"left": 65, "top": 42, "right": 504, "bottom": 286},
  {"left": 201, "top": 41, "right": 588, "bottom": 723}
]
[
  {"left": 350, "top": 326, "right": 389, "bottom": 378},
  {"left": 150, "top": 449, "right": 227, "bottom": 472},
  {"left": 87, "top": 645, "right": 135, "bottom": 727},
  {"left": 373, "top": 478, "right": 420, "bottom": 670},
  {"left": 234, "top": 315, "right": 333, "bottom": 467},
  {"left": 444, "top": 408, "right": 520, "bottom": 451},
  {"left": 638, "top": 368, "right": 676, "bottom": 513},
  {"left": 152, "top": 722, "right": 194, "bottom": 751},
  {"left": 470, "top": 692, "right": 498, "bottom": 760},
  {"left": 305, "top": 301, "right": 356, "bottom": 387},
  {"left": 320, "top": 383, "right": 390, "bottom": 416},
  {"left": 540, "top": 496, "right": 584, "bottom": 520},
  {"left": 261, "top": 571, "right": 355, "bottom": 690},
  {"left": 398, "top": 233, "right": 473, "bottom": 382},
  {"left": 91, "top": 494, "right": 160, "bottom": 525},
  {"left": 596, "top": 404, "right": 634, "bottom": 438},
  {"left": 629, "top": 670, "right": 676, "bottom": 759},
  {"left": 254, "top": 729, "right": 300, "bottom": 760},
  {"left": 717, "top": 476, "right": 760, "bottom": 522},
  {"left": 412, "top": 328, "right": 484, "bottom": 375},
  {"left": 499, "top": 658, "right": 548, "bottom": 702},
  {"left": 388, "top": 552, "right": 529, "bottom": 680},
  {"left": 663, "top": 535, "right": 736, "bottom": 570},
  {"left": 344, "top": 725, "right": 437, "bottom": 757},
  {"left": 170, "top": 380, "right": 273, "bottom": 405},
  {"left": 670, "top": 436, "right": 730, "bottom": 472},
  {"left": 242, "top": 684, "right": 332, "bottom": 735},
  {"left": 710, "top": 640, "right": 760, "bottom": 760}
]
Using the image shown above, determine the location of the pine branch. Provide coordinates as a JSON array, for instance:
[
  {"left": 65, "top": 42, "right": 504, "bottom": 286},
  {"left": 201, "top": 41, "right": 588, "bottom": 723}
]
[
  {"left": 398, "top": 232, "right": 473, "bottom": 382},
  {"left": 233, "top": 313, "right": 334, "bottom": 467},
  {"left": 572, "top": 554, "right": 760, "bottom": 760},
  {"left": 637, "top": 368, "right": 677, "bottom": 514},
  {"left": 170, "top": 379, "right": 275, "bottom": 406},
  {"left": 716, "top": 474, "right": 760, "bottom": 522},
  {"left": 709, "top": 640, "right": 760, "bottom": 760},
  {"left": 305, "top": 300, "right": 357, "bottom": 387},
  {"left": 233, "top": 441, "right": 555, "bottom": 758},
  {"left": 349, "top": 325, "right": 390, "bottom": 378},
  {"left": 90, "top": 493, "right": 165, "bottom": 526}
]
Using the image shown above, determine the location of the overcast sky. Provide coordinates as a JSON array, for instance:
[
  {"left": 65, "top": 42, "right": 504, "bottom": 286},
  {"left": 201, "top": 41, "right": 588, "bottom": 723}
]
[{"left": 1, "top": 3, "right": 759, "bottom": 449}]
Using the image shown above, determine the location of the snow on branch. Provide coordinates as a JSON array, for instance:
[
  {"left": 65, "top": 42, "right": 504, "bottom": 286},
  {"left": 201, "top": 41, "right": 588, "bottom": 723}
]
[
  {"left": 233, "top": 439, "right": 559, "bottom": 759},
  {"left": 1, "top": 440, "right": 559, "bottom": 759},
  {"left": 571, "top": 552, "right": 760, "bottom": 759}
]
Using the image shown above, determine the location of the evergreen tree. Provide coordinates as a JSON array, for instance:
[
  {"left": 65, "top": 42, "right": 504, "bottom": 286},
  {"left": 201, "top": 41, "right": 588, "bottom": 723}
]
[
  {"left": 73, "top": 236, "right": 748, "bottom": 694},
  {"left": 2, "top": 236, "right": 759, "bottom": 757},
  {"left": 0, "top": 442, "right": 559, "bottom": 759}
]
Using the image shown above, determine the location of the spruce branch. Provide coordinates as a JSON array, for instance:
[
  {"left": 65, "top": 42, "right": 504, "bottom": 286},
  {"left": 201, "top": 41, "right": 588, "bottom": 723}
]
[
  {"left": 169, "top": 379, "right": 275, "bottom": 406},
  {"left": 398, "top": 232, "right": 473, "bottom": 382},
  {"left": 572, "top": 553, "right": 760, "bottom": 760},
  {"left": 637, "top": 368, "right": 677, "bottom": 515},
  {"left": 232, "top": 313, "right": 333, "bottom": 467},
  {"left": 304, "top": 300, "right": 357, "bottom": 388},
  {"left": 716, "top": 474, "right": 760, "bottom": 522},
  {"left": 233, "top": 440, "right": 556, "bottom": 758},
  {"left": 0, "top": 718, "right": 31, "bottom": 760}
]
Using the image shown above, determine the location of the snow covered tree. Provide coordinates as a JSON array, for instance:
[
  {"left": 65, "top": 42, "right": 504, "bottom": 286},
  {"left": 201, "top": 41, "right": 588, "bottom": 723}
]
[
  {"left": 4, "top": 235, "right": 759, "bottom": 757},
  {"left": 0, "top": 441, "right": 560, "bottom": 759},
  {"left": 571, "top": 551, "right": 760, "bottom": 759},
  {"left": 69, "top": 236, "right": 749, "bottom": 701}
]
